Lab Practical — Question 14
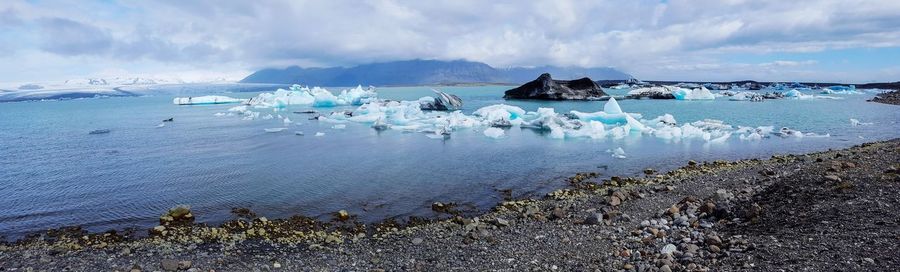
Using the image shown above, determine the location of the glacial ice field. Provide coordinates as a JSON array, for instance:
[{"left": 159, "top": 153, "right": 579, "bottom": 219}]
[{"left": 0, "top": 84, "right": 898, "bottom": 239}]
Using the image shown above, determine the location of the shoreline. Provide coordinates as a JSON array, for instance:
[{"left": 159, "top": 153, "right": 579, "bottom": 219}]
[{"left": 2, "top": 139, "right": 899, "bottom": 270}]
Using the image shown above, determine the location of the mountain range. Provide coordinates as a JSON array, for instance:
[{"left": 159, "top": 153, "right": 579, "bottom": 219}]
[{"left": 239, "top": 59, "right": 632, "bottom": 86}]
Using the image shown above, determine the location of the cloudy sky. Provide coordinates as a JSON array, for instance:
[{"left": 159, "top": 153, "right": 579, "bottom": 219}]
[{"left": 2, "top": 0, "right": 900, "bottom": 83}]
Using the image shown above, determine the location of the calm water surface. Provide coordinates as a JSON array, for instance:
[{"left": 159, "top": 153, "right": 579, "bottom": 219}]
[{"left": 1, "top": 84, "right": 898, "bottom": 239}]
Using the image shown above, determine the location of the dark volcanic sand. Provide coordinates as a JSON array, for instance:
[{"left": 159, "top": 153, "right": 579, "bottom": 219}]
[{"left": 1, "top": 139, "right": 899, "bottom": 271}]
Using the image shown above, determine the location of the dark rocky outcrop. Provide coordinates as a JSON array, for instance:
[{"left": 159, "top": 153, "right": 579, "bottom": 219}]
[{"left": 503, "top": 73, "right": 607, "bottom": 100}]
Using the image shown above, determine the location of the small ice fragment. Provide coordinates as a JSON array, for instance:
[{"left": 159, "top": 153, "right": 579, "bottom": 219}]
[
  {"left": 332, "top": 124, "right": 346, "bottom": 129},
  {"left": 262, "top": 114, "right": 274, "bottom": 120},
  {"left": 173, "top": 95, "right": 245, "bottom": 105},
  {"left": 156, "top": 123, "right": 165, "bottom": 128},
  {"left": 294, "top": 131, "right": 304, "bottom": 136},
  {"left": 264, "top": 128, "right": 287, "bottom": 133},
  {"left": 315, "top": 132, "right": 325, "bottom": 136},
  {"left": 849, "top": 118, "right": 872, "bottom": 126},
  {"left": 214, "top": 112, "right": 226, "bottom": 116},
  {"left": 483, "top": 127, "right": 505, "bottom": 139},
  {"left": 709, "top": 132, "right": 731, "bottom": 143},
  {"left": 283, "top": 117, "right": 293, "bottom": 125},
  {"left": 611, "top": 147, "right": 627, "bottom": 159}
]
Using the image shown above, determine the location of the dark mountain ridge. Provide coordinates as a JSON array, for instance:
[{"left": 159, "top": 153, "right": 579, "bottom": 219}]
[{"left": 240, "top": 59, "right": 632, "bottom": 86}]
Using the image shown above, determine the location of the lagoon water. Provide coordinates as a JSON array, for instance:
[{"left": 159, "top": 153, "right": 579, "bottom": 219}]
[{"left": 1, "top": 84, "right": 898, "bottom": 239}]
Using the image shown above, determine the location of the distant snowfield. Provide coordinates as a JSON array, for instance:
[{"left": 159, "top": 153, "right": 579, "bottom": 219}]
[{"left": 0, "top": 77, "right": 239, "bottom": 102}]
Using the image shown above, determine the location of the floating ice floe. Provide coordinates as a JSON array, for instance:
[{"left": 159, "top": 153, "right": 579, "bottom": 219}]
[
  {"left": 850, "top": 118, "right": 873, "bottom": 126},
  {"left": 196, "top": 85, "right": 836, "bottom": 143},
  {"left": 248, "top": 85, "right": 377, "bottom": 108},
  {"left": 156, "top": 123, "right": 165, "bottom": 128},
  {"left": 783, "top": 89, "right": 842, "bottom": 100},
  {"left": 264, "top": 128, "right": 287, "bottom": 133},
  {"left": 609, "top": 147, "right": 627, "bottom": 159},
  {"left": 173, "top": 95, "right": 246, "bottom": 105},
  {"left": 483, "top": 127, "right": 505, "bottom": 139},
  {"left": 315, "top": 132, "right": 325, "bottom": 137},
  {"left": 672, "top": 87, "right": 715, "bottom": 100},
  {"left": 726, "top": 91, "right": 764, "bottom": 102}
]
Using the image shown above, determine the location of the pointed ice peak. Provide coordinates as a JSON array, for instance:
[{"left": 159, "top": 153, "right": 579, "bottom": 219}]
[{"left": 604, "top": 97, "right": 623, "bottom": 114}]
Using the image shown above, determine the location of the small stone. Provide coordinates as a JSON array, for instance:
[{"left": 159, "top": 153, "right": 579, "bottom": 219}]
[
  {"left": 699, "top": 202, "right": 716, "bottom": 214},
  {"left": 705, "top": 235, "right": 722, "bottom": 246},
  {"left": 491, "top": 218, "right": 510, "bottom": 227},
  {"left": 623, "top": 263, "right": 634, "bottom": 270},
  {"left": 412, "top": 238, "right": 423, "bottom": 245},
  {"left": 550, "top": 207, "right": 566, "bottom": 220},
  {"left": 863, "top": 258, "right": 875, "bottom": 264},
  {"left": 160, "top": 259, "right": 179, "bottom": 271},
  {"left": 178, "top": 260, "right": 192, "bottom": 270},
  {"left": 609, "top": 196, "right": 622, "bottom": 206},
  {"left": 665, "top": 185, "right": 675, "bottom": 191},
  {"left": 683, "top": 244, "right": 700, "bottom": 254},
  {"left": 659, "top": 265, "right": 672, "bottom": 272},
  {"left": 661, "top": 244, "right": 677, "bottom": 255},
  {"left": 130, "top": 264, "right": 142, "bottom": 272},
  {"left": 709, "top": 245, "right": 721, "bottom": 253},
  {"left": 644, "top": 168, "right": 656, "bottom": 175},
  {"left": 583, "top": 214, "right": 602, "bottom": 225},
  {"left": 667, "top": 205, "right": 680, "bottom": 216},
  {"left": 273, "top": 262, "right": 282, "bottom": 269},
  {"left": 824, "top": 175, "right": 841, "bottom": 182},
  {"left": 715, "top": 189, "right": 733, "bottom": 201},
  {"left": 336, "top": 210, "right": 350, "bottom": 221}
]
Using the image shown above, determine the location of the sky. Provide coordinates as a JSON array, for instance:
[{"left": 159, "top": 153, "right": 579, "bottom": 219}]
[{"left": 1, "top": 0, "right": 900, "bottom": 84}]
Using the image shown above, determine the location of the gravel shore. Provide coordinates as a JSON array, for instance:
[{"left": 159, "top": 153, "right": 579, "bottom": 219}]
[{"left": 2, "top": 139, "right": 899, "bottom": 271}]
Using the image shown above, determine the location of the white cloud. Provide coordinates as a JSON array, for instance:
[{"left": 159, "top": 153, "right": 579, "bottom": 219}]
[{"left": 1, "top": 0, "right": 900, "bottom": 82}]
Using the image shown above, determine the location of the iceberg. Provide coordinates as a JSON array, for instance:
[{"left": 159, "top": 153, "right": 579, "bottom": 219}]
[
  {"left": 474, "top": 104, "right": 527, "bottom": 126},
  {"left": 672, "top": 87, "right": 715, "bottom": 100},
  {"left": 173, "top": 95, "right": 245, "bottom": 105},
  {"left": 728, "top": 91, "right": 764, "bottom": 102},
  {"left": 570, "top": 98, "right": 642, "bottom": 125},
  {"left": 246, "top": 85, "right": 378, "bottom": 108},
  {"left": 195, "top": 83, "right": 838, "bottom": 143},
  {"left": 604, "top": 97, "right": 623, "bottom": 114},
  {"left": 419, "top": 89, "right": 463, "bottom": 111},
  {"left": 483, "top": 127, "right": 505, "bottom": 139},
  {"left": 336, "top": 85, "right": 378, "bottom": 106},
  {"left": 265, "top": 128, "right": 287, "bottom": 133},
  {"left": 626, "top": 86, "right": 676, "bottom": 99}
]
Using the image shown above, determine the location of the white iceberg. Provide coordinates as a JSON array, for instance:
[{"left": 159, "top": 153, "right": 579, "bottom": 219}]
[
  {"left": 672, "top": 87, "right": 715, "bottom": 100},
  {"left": 610, "top": 147, "right": 627, "bottom": 159},
  {"left": 483, "top": 127, "right": 505, "bottom": 139}
]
